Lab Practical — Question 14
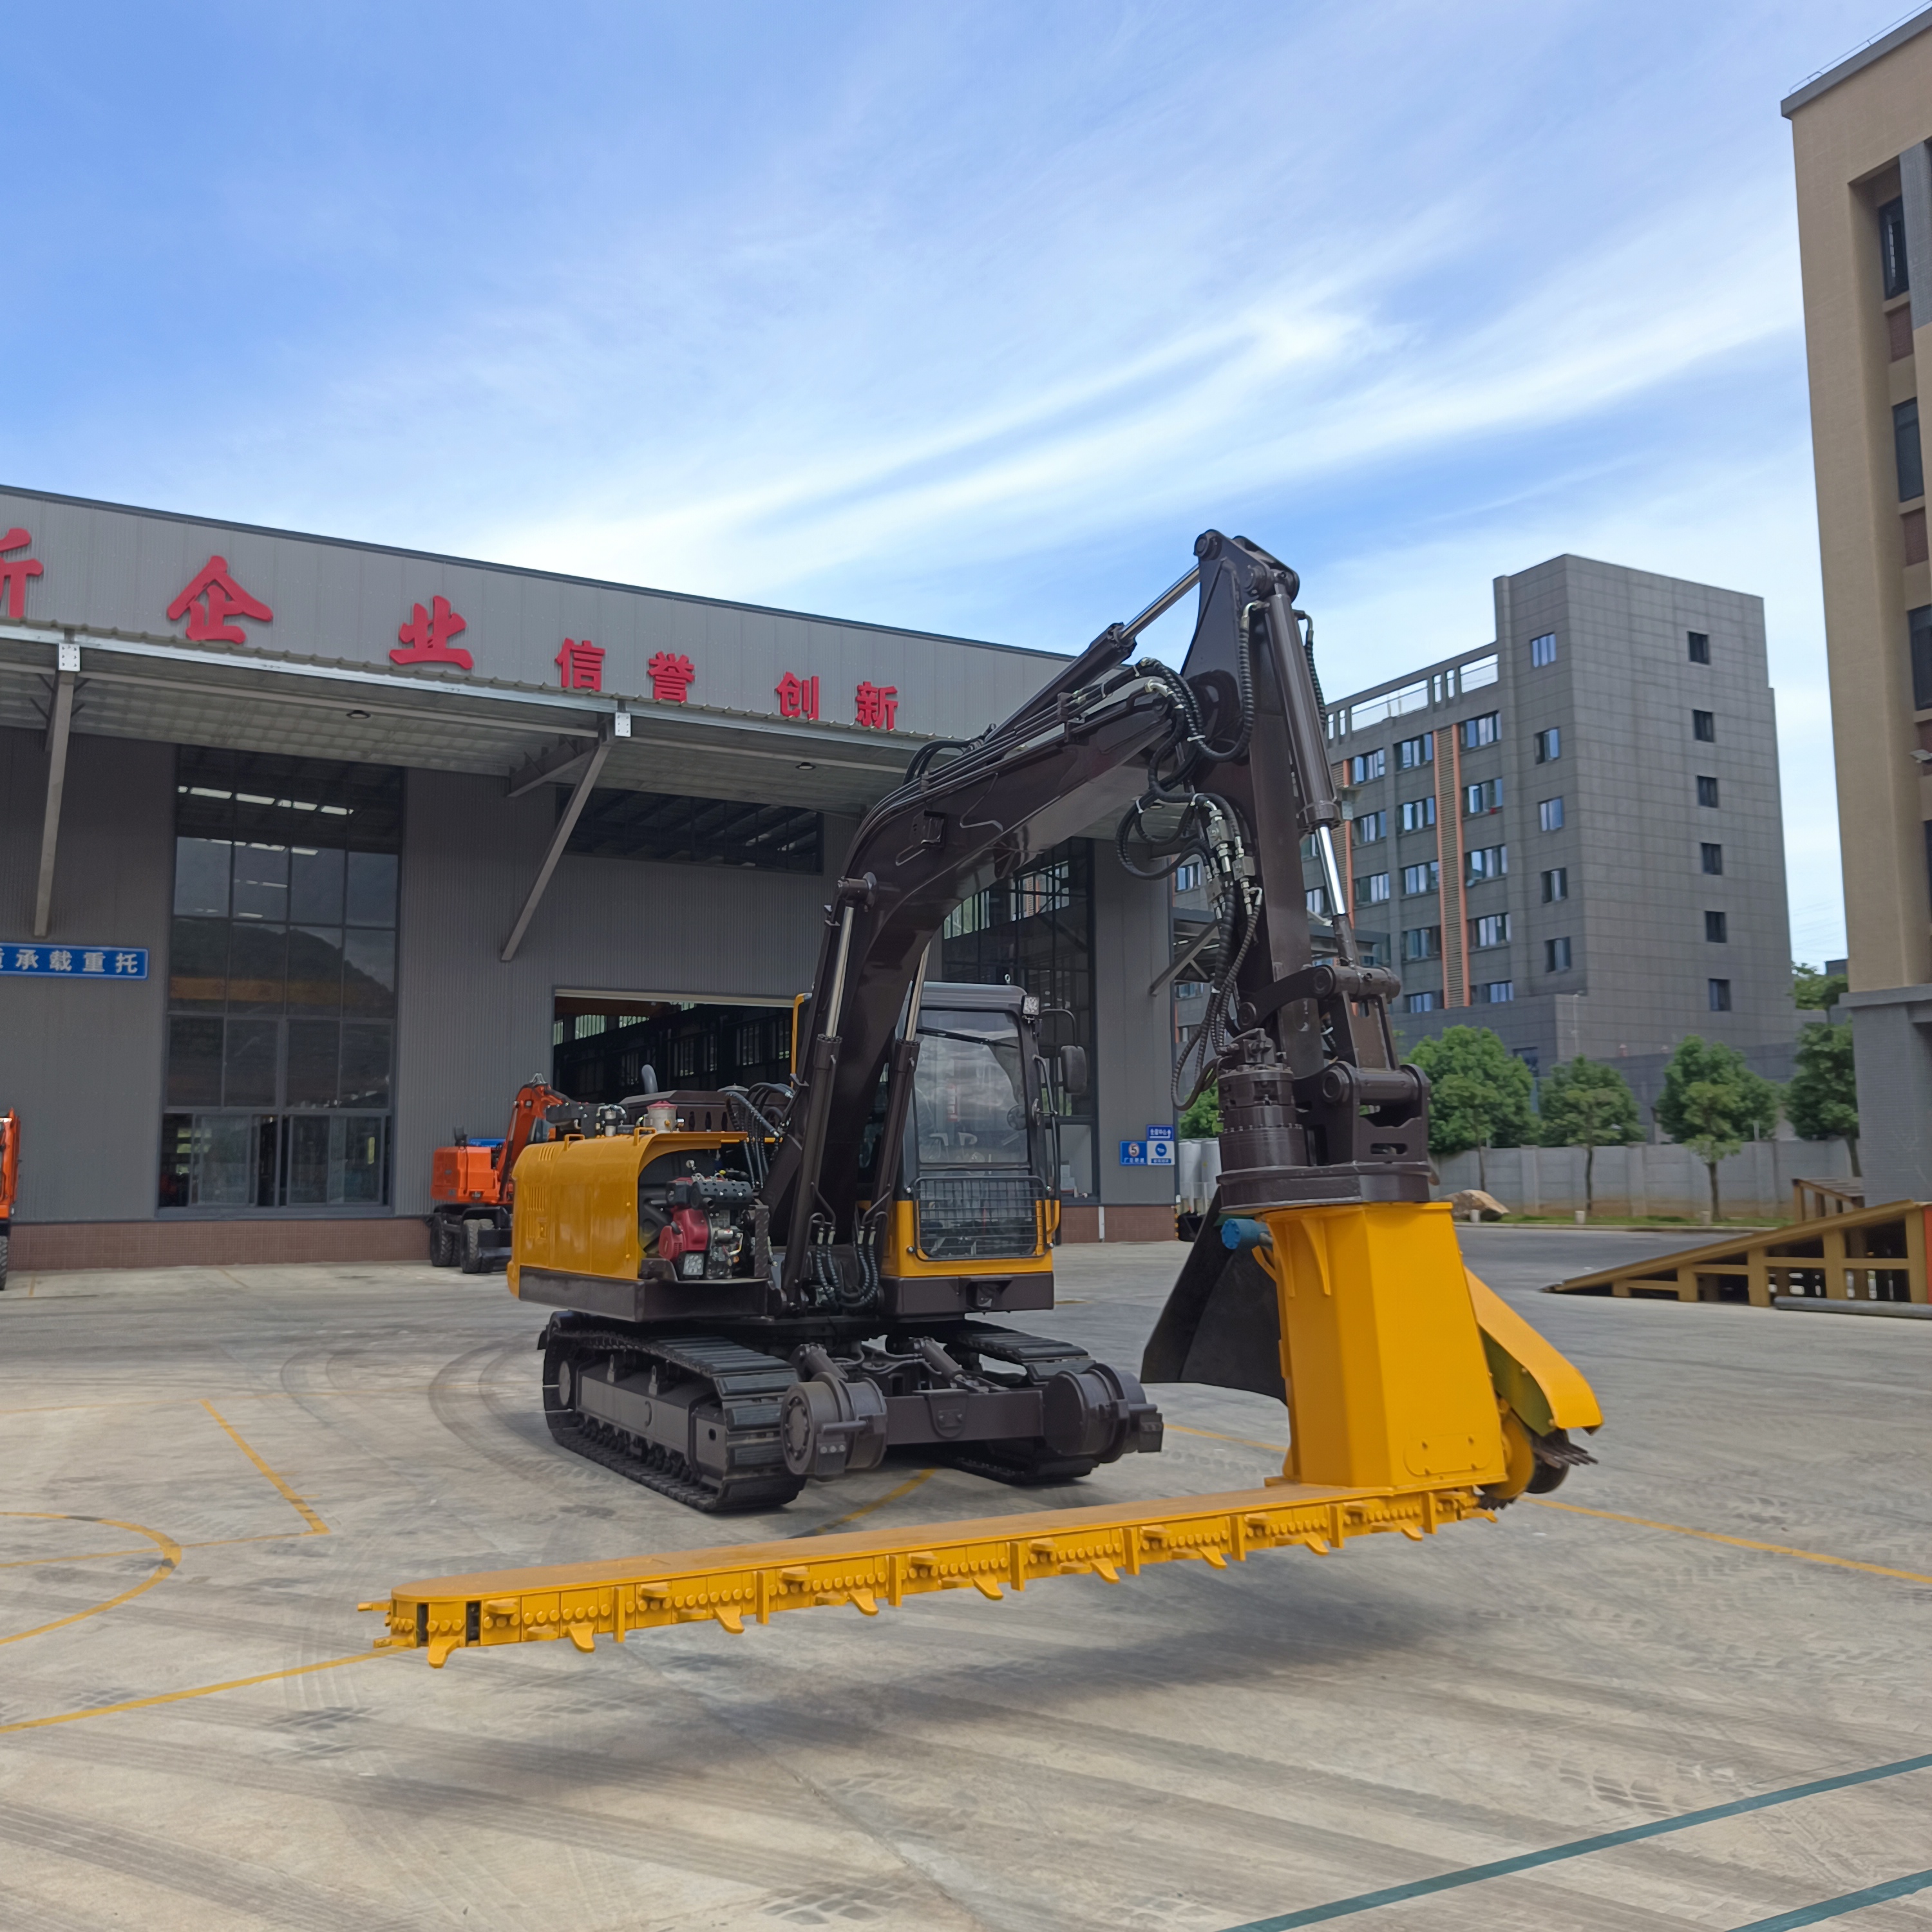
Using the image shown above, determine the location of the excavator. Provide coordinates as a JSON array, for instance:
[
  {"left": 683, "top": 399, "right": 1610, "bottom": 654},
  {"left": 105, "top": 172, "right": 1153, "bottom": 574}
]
[
  {"left": 426, "top": 1078, "right": 576, "bottom": 1274},
  {"left": 365, "top": 532, "right": 1603, "bottom": 1665}
]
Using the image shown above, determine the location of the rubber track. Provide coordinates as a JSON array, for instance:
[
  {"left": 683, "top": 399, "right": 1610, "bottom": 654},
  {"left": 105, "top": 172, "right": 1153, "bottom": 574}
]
[{"left": 544, "top": 1323, "right": 805, "bottom": 1513}]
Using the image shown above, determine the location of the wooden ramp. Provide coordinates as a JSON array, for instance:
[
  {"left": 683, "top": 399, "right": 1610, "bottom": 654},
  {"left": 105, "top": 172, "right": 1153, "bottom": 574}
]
[{"left": 1548, "top": 1198, "right": 1931, "bottom": 1308}]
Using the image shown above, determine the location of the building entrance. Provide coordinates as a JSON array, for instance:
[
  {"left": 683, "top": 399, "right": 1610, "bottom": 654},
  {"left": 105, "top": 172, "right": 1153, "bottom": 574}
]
[{"left": 551, "top": 994, "right": 794, "bottom": 1103}]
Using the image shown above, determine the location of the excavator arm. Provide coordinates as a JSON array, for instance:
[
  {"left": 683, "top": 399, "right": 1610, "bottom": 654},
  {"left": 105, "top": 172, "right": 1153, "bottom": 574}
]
[{"left": 366, "top": 533, "right": 1602, "bottom": 1663}]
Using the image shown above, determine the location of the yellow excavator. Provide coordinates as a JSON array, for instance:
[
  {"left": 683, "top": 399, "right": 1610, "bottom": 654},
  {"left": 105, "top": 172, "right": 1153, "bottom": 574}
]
[{"left": 365, "top": 532, "right": 1602, "bottom": 1665}]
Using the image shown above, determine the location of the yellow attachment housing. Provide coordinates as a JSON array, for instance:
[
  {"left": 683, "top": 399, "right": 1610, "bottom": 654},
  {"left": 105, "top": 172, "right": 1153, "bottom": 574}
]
[
  {"left": 365, "top": 1478, "right": 1495, "bottom": 1665},
  {"left": 1260, "top": 1200, "right": 1510, "bottom": 1491},
  {"left": 507, "top": 1130, "right": 748, "bottom": 1294}
]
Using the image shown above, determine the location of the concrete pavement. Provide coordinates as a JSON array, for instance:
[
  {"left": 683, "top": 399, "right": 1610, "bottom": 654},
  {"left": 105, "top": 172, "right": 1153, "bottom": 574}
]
[{"left": 2, "top": 1229, "right": 1929, "bottom": 1930}]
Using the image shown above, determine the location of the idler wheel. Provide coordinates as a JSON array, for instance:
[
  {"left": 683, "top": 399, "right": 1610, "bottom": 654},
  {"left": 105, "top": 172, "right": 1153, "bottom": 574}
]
[{"left": 780, "top": 1376, "right": 888, "bottom": 1481}]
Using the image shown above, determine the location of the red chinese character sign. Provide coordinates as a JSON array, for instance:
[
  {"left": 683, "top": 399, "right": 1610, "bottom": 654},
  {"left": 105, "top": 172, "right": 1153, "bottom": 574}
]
[
  {"left": 556, "top": 638, "right": 604, "bottom": 690},
  {"left": 855, "top": 681, "right": 899, "bottom": 730},
  {"left": 167, "top": 556, "right": 273, "bottom": 645},
  {"left": 647, "top": 652, "right": 695, "bottom": 703},
  {"left": 392, "top": 594, "right": 471, "bottom": 670},
  {"left": 775, "top": 672, "right": 820, "bottom": 720},
  {"left": 0, "top": 529, "right": 43, "bottom": 621}
]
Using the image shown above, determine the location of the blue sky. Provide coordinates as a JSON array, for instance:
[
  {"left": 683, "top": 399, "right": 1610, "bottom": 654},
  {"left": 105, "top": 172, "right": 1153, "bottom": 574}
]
[{"left": 2, "top": 1, "right": 1906, "bottom": 961}]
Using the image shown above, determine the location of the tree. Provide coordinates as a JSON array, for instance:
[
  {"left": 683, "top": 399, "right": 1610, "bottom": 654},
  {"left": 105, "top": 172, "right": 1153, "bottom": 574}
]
[
  {"left": 1407, "top": 1027, "right": 1535, "bottom": 1188},
  {"left": 1793, "top": 960, "right": 1848, "bottom": 1010},
  {"left": 1179, "top": 1083, "right": 1221, "bottom": 1139},
  {"left": 1786, "top": 1021, "right": 1859, "bottom": 1176},
  {"left": 1537, "top": 1057, "right": 1643, "bottom": 1218},
  {"left": 1654, "top": 1035, "right": 1782, "bottom": 1220}
]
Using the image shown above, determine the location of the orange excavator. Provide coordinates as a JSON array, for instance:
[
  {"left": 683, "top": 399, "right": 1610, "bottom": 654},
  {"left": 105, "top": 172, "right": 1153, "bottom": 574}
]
[{"left": 427, "top": 1080, "right": 582, "bottom": 1273}]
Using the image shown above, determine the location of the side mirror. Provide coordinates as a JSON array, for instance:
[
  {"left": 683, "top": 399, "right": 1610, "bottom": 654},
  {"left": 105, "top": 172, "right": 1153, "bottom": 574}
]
[{"left": 1058, "top": 1044, "right": 1089, "bottom": 1098}]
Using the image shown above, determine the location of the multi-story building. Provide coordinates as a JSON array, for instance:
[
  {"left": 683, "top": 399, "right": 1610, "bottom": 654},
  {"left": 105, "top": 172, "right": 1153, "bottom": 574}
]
[
  {"left": 1173, "top": 554, "right": 1794, "bottom": 1112},
  {"left": 1783, "top": 12, "right": 1932, "bottom": 1203}
]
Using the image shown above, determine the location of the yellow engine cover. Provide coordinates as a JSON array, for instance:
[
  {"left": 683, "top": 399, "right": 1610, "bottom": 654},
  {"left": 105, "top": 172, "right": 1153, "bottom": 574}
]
[{"left": 507, "top": 1132, "right": 744, "bottom": 1293}]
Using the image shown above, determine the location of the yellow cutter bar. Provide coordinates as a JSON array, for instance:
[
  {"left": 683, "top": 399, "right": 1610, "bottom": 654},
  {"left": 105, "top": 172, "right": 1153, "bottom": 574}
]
[{"left": 363, "top": 1479, "right": 1493, "bottom": 1665}]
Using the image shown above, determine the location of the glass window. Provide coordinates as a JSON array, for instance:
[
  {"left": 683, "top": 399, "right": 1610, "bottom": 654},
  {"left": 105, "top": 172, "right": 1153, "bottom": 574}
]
[
  {"left": 940, "top": 838, "right": 1094, "bottom": 1193},
  {"left": 567, "top": 788, "right": 823, "bottom": 872},
  {"left": 1399, "top": 797, "right": 1435, "bottom": 832},
  {"left": 1529, "top": 633, "right": 1556, "bottom": 667},
  {"left": 1305, "top": 885, "right": 1332, "bottom": 916},
  {"left": 1402, "top": 925, "right": 1441, "bottom": 960},
  {"left": 1701, "top": 843, "right": 1724, "bottom": 875},
  {"left": 1688, "top": 631, "right": 1710, "bottom": 664},
  {"left": 174, "top": 838, "right": 231, "bottom": 918},
  {"left": 1472, "top": 913, "right": 1510, "bottom": 949},
  {"left": 1405, "top": 990, "right": 1438, "bottom": 1013},
  {"left": 1354, "top": 872, "right": 1390, "bottom": 905},
  {"left": 1396, "top": 734, "right": 1433, "bottom": 770},
  {"left": 1465, "top": 779, "right": 1502, "bottom": 816},
  {"left": 1897, "top": 399, "right": 1924, "bottom": 502},
  {"left": 160, "top": 747, "right": 401, "bottom": 1213},
  {"left": 909, "top": 1008, "right": 1030, "bottom": 1171},
  {"left": 1545, "top": 936, "right": 1572, "bottom": 971},
  {"left": 289, "top": 846, "right": 345, "bottom": 923},
  {"left": 1913, "top": 606, "right": 1932, "bottom": 712},
  {"left": 1534, "top": 728, "right": 1560, "bottom": 763},
  {"left": 1539, "top": 797, "right": 1564, "bottom": 832},
  {"left": 1402, "top": 862, "right": 1439, "bottom": 896},
  {"left": 1881, "top": 196, "right": 1910, "bottom": 299},
  {"left": 1705, "top": 910, "right": 1728, "bottom": 943},
  {"left": 1697, "top": 775, "right": 1719, "bottom": 808},
  {"left": 1693, "top": 710, "right": 1716, "bottom": 742},
  {"left": 1708, "top": 978, "right": 1732, "bottom": 1012},
  {"left": 1173, "top": 861, "right": 1202, "bottom": 893},
  {"left": 1541, "top": 867, "right": 1568, "bottom": 902},
  {"left": 1466, "top": 845, "right": 1507, "bottom": 884},
  {"left": 1347, "top": 749, "right": 1386, "bottom": 784},
  {"left": 1354, "top": 810, "right": 1387, "bottom": 844},
  {"left": 1477, "top": 980, "right": 1515, "bottom": 1003},
  {"left": 1461, "top": 712, "right": 1500, "bottom": 749}
]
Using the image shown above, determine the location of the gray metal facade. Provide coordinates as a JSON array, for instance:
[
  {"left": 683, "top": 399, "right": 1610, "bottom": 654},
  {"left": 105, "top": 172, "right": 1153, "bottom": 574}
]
[
  {"left": 1260, "top": 554, "right": 1794, "bottom": 1084},
  {"left": 0, "top": 487, "right": 1175, "bottom": 1238}
]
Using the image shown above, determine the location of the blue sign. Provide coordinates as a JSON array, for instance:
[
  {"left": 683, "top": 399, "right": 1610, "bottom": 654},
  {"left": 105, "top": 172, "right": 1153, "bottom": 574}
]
[
  {"left": 1120, "top": 1138, "right": 1176, "bottom": 1168},
  {"left": 1146, "top": 1124, "right": 1175, "bottom": 1140},
  {"left": 0, "top": 943, "right": 147, "bottom": 980},
  {"left": 1120, "top": 1140, "right": 1148, "bottom": 1166}
]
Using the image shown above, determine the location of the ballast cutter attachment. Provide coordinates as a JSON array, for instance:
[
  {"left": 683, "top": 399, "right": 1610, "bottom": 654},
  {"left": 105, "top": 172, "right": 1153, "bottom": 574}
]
[{"left": 365, "top": 1479, "right": 1497, "bottom": 1666}]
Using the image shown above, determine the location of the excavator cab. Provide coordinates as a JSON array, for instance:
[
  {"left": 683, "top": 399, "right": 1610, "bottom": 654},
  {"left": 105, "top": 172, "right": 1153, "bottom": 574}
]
[{"left": 878, "top": 981, "right": 1061, "bottom": 1305}]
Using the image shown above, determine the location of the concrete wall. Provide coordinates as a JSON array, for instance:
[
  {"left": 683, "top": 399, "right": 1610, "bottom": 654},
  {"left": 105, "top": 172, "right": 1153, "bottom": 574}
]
[
  {"left": 0, "top": 726, "right": 173, "bottom": 1224},
  {"left": 394, "top": 767, "right": 849, "bottom": 1214},
  {"left": 1437, "top": 1138, "right": 1857, "bottom": 1220}
]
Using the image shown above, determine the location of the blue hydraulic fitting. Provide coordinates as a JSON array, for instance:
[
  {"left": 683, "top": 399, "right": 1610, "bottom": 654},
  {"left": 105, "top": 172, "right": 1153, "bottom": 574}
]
[{"left": 1220, "top": 1217, "right": 1273, "bottom": 1253}]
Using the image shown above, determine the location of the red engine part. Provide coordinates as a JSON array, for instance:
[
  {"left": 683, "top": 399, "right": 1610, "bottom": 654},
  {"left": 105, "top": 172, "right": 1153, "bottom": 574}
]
[{"left": 656, "top": 1206, "right": 711, "bottom": 1262}]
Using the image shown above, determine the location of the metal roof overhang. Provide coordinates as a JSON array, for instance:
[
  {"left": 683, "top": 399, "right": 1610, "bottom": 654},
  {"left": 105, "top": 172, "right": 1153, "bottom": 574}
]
[
  {"left": 0, "top": 621, "right": 930, "bottom": 956},
  {"left": 0, "top": 622, "right": 920, "bottom": 816}
]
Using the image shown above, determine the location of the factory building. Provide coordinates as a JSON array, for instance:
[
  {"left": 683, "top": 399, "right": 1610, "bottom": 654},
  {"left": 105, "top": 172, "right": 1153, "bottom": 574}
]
[
  {"left": 0, "top": 486, "right": 1179, "bottom": 1267},
  {"left": 1173, "top": 554, "right": 1797, "bottom": 1116}
]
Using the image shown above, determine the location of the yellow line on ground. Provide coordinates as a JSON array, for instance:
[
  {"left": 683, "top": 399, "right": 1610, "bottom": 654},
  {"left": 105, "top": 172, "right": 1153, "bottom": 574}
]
[
  {"left": 794, "top": 1466, "right": 938, "bottom": 1537},
  {"left": 1166, "top": 1423, "right": 1289, "bottom": 1454},
  {"left": 1530, "top": 1497, "right": 1932, "bottom": 1586},
  {"left": 0, "top": 1546, "right": 150, "bottom": 1570},
  {"left": 200, "top": 1401, "right": 328, "bottom": 1535},
  {"left": 0, "top": 1513, "right": 183, "bottom": 1647},
  {"left": 0, "top": 1649, "right": 397, "bottom": 1735},
  {"left": 0, "top": 1390, "right": 423, "bottom": 1418}
]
